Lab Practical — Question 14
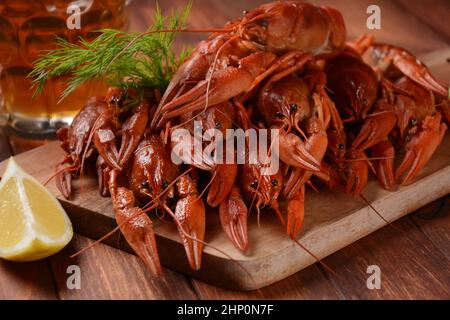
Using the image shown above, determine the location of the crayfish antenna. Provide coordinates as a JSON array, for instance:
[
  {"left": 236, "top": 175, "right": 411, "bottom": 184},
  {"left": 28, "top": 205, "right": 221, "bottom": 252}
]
[
  {"left": 291, "top": 238, "right": 343, "bottom": 281},
  {"left": 359, "top": 193, "right": 407, "bottom": 236}
]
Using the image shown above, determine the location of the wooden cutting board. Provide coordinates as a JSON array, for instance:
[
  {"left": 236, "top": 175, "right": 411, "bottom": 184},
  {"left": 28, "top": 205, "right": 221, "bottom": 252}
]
[
  {"left": 1, "top": 49, "right": 449, "bottom": 291},
  {"left": 1, "top": 134, "right": 450, "bottom": 290}
]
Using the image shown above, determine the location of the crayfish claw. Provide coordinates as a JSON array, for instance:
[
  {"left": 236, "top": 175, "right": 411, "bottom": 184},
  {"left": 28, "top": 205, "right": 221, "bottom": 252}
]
[
  {"left": 100, "top": 144, "right": 122, "bottom": 171},
  {"left": 395, "top": 114, "right": 447, "bottom": 185},
  {"left": 344, "top": 149, "right": 368, "bottom": 196},
  {"left": 371, "top": 140, "right": 396, "bottom": 191},
  {"left": 113, "top": 187, "right": 163, "bottom": 276},
  {"left": 219, "top": 186, "right": 249, "bottom": 252},
  {"left": 392, "top": 51, "right": 448, "bottom": 97},
  {"left": 118, "top": 133, "right": 142, "bottom": 168},
  {"left": 55, "top": 161, "right": 72, "bottom": 199},
  {"left": 207, "top": 163, "right": 237, "bottom": 208},
  {"left": 118, "top": 101, "right": 149, "bottom": 167},
  {"left": 352, "top": 100, "right": 396, "bottom": 151},
  {"left": 365, "top": 43, "right": 448, "bottom": 97},
  {"left": 278, "top": 132, "right": 321, "bottom": 171},
  {"left": 94, "top": 126, "right": 122, "bottom": 171},
  {"left": 93, "top": 109, "right": 122, "bottom": 171},
  {"left": 174, "top": 194, "right": 205, "bottom": 270},
  {"left": 96, "top": 156, "right": 111, "bottom": 197}
]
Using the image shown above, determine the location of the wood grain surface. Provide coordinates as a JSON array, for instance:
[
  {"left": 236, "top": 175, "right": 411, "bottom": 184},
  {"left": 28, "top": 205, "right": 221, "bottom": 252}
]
[
  {"left": 49, "top": 235, "right": 198, "bottom": 300},
  {"left": 0, "top": 0, "right": 449, "bottom": 299}
]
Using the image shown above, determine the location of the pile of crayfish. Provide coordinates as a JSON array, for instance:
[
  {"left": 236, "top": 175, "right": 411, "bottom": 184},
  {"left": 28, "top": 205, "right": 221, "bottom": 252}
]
[{"left": 55, "top": 1, "right": 449, "bottom": 275}]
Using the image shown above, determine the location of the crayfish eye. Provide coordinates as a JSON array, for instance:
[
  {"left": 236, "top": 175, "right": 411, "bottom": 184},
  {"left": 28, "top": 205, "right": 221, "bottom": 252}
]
[
  {"left": 363, "top": 98, "right": 369, "bottom": 107},
  {"left": 250, "top": 180, "right": 258, "bottom": 189},
  {"left": 275, "top": 111, "right": 284, "bottom": 119},
  {"left": 141, "top": 181, "right": 149, "bottom": 189},
  {"left": 338, "top": 144, "right": 345, "bottom": 150},
  {"left": 271, "top": 179, "right": 278, "bottom": 187},
  {"left": 110, "top": 96, "right": 120, "bottom": 105},
  {"left": 289, "top": 103, "right": 298, "bottom": 112},
  {"left": 162, "top": 181, "right": 169, "bottom": 189},
  {"left": 215, "top": 122, "right": 222, "bottom": 129},
  {"left": 410, "top": 118, "right": 418, "bottom": 126},
  {"left": 257, "top": 19, "right": 269, "bottom": 28}
]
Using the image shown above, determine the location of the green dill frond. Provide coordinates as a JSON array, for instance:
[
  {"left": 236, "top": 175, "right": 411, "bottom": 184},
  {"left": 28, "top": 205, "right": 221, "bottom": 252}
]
[{"left": 29, "top": 1, "right": 193, "bottom": 101}]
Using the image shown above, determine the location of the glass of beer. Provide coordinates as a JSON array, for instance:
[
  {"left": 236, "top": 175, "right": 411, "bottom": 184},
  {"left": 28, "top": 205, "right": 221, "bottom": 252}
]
[{"left": 0, "top": 0, "right": 131, "bottom": 137}]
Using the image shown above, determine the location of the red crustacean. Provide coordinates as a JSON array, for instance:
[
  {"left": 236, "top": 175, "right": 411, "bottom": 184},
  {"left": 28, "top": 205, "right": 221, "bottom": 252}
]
[
  {"left": 52, "top": 2, "right": 449, "bottom": 278},
  {"left": 173, "top": 102, "right": 249, "bottom": 251},
  {"left": 151, "top": 1, "right": 346, "bottom": 129},
  {"left": 174, "top": 101, "right": 237, "bottom": 207},
  {"left": 110, "top": 185, "right": 162, "bottom": 276},
  {"left": 56, "top": 96, "right": 108, "bottom": 198},
  {"left": 56, "top": 88, "right": 149, "bottom": 198},
  {"left": 256, "top": 68, "right": 330, "bottom": 239},
  {"left": 372, "top": 77, "right": 447, "bottom": 189},
  {"left": 324, "top": 48, "right": 397, "bottom": 195},
  {"left": 324, "top": 39, "right": 448, "bottom": 192},
  {"left": 351, "top": 35, "right": 449, "bottom": 188},
  {"left": 125, "top": 134, "right": 206, "bottom": 271},
  {"left": 238, "top": 144, "right": 285, "bottom": 224},
  {"left": 351, "top": 34, "right": 448, "bottom": 97},
  {"left": 258, "top": 73, "right": 322, "bottom": 171}
]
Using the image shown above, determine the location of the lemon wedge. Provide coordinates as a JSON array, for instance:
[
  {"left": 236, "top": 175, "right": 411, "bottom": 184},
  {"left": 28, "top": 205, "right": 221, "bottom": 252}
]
[{"left": 0, "top": 157, "right": 73, "bottom": 261}]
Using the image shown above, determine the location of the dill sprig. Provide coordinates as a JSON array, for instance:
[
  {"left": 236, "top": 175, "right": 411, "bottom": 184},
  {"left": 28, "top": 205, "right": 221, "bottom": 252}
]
[{"left": 29, "top": 2, "right": 192, "bottom": 101}]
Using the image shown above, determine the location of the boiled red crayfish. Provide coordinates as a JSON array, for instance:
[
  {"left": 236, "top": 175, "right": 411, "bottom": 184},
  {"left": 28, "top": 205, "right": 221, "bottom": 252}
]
[{"left": 52, "top": 2, "right": 449, "bottom": 277}]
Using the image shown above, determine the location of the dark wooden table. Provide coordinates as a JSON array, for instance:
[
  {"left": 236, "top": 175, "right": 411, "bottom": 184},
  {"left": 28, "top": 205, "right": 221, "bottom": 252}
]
[{"left": 0, "top": 0, "right": 449, "bottom": 299}]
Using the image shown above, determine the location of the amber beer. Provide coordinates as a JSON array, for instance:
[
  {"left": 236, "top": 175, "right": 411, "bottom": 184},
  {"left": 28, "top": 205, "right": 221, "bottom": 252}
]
[{"left": 0, "top": 0, "right": 130, "bottom": 134}]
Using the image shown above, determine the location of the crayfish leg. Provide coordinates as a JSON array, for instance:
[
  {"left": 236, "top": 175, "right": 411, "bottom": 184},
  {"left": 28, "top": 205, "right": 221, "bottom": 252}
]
[{"left": 93, "top": 110, "right": 121, "bottom": 171}]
